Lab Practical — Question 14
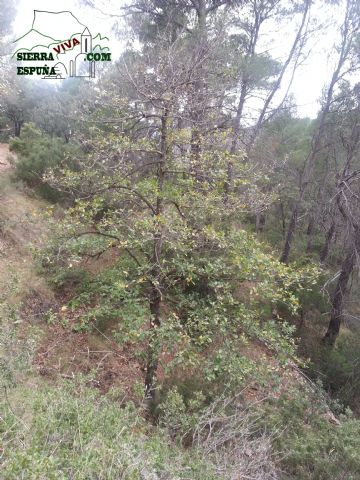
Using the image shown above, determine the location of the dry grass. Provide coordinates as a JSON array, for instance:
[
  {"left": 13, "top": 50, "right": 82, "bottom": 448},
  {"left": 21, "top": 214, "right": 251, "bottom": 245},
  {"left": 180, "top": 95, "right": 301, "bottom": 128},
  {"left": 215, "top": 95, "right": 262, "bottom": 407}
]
[
  {"left": 0, "top": 144, "right": 53, "bottom": 304},
  {"left": 0, "top": 144, "right": 143, "bottom": 398},
  {"left": 193, "top": 393, "right": 281, "bottom": 480}
]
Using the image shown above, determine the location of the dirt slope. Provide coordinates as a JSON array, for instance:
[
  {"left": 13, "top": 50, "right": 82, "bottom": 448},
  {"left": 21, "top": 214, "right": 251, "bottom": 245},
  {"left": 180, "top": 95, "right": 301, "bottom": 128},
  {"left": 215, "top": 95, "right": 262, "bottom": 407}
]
[
  {"left": 0, "top": 144, "right": 10, "bottom": 172},
  {"left": 0, "top": 145, "right": 142, "bottom": 396},
  {"left": 0, "top": 144, "right": 53, "bottom": 304}
]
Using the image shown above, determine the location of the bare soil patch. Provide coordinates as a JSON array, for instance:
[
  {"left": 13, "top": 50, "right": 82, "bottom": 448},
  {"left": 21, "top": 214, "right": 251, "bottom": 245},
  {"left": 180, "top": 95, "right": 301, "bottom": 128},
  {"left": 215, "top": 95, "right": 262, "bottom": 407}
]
[
  {"left": 35, "top": 322, "right": 143, "bottom": 397},
  {"left": 0, "top": 143, "right": 10, "bottom": 172}
]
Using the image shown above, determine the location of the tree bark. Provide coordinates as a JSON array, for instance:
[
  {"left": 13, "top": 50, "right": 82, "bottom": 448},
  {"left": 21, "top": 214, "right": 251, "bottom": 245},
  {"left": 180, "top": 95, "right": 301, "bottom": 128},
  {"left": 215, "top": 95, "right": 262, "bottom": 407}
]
[
  {"left": 323, "top": 221, "right": 360, "bottom": 345},
  {"left": 189, "top": 0, "right": 207, "bottom": 183},
  {"left": 280, "top": 197, "right": 301, "bottom": 263},
  {"left": 279, "top": 201, "right": 286, "bottom": 238},
  {"left": 144, "top": 107, "right": 168, "bottom": 400},
  {"left": 255, "top": 212, "right": 265, "bottom": 232},
  {"left": 306, "top": 215, "right": 315, "bottom": 253},
  {"left": 323, "top": 249, "right": 355, "bottom": 345},
  {"left": 320, "top": 221, "right": 335, "bottom": 263},
  {"left": 14, "top": 120, "right": 22, "bottom": 137},
  {"left": 224, "top": 85, "right": 248, "bottom": 200}
]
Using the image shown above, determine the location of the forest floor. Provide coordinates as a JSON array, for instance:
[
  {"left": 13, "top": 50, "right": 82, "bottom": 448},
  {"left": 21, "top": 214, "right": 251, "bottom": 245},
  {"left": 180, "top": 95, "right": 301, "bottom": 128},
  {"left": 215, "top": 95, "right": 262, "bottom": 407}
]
[{"left": 0, "top": 144, "right": 142, "bottom": 399}]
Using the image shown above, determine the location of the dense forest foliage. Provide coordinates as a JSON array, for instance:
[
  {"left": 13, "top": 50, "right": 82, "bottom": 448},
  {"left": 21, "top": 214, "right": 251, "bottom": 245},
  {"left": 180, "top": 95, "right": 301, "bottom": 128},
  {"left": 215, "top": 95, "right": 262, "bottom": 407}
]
[{"left": 1, "top": 0, "right": 360, "bottom": 478}]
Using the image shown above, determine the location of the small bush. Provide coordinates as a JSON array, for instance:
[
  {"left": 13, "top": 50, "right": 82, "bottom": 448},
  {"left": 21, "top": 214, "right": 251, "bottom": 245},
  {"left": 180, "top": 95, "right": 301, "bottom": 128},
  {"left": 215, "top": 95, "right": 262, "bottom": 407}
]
[
  {"left": 305, "top": 331, "right": 360, "bottom": 412},
  {"left": 9, "top": 123, "right": 77, "bottom": 201},
  {"left": 260, "top": 386, "right": 360, "bottom": 479}
]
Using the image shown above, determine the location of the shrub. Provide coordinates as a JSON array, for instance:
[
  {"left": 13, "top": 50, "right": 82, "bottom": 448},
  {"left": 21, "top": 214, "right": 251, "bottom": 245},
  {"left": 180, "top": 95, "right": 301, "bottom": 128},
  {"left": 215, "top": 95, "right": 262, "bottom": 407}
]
[
  {"left": 261, "top": 386, "right": 360, "bottom": 480},
  {"left": 305, "top": 331, "right": 360, "bottom": 412},
  {"left": 9, "top": 123, "right": 78, "bottom": 201}
]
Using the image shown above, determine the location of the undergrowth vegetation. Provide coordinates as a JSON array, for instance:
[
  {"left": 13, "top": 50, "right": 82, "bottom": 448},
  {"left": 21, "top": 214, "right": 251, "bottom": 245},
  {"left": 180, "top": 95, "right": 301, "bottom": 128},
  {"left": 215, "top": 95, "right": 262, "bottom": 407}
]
[
  {"left": 8, "top": 123, "right": 78, "bottom": 201},
  {"left": 2, "top": 0, "right": 360, "bottom": 477}
]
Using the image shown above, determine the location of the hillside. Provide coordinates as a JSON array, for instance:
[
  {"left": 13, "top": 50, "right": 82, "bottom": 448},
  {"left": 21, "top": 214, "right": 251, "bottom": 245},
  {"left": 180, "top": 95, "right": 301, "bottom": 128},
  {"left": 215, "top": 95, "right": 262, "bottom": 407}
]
[
  {"left": 1, "top": 143, "right": 360, "bottom": 478},
  {"left": 0, "top": 144, "right": 141, "bottom": 395},
  {"left": 2, "top": 0, "right": 360, "bottom": 477}
]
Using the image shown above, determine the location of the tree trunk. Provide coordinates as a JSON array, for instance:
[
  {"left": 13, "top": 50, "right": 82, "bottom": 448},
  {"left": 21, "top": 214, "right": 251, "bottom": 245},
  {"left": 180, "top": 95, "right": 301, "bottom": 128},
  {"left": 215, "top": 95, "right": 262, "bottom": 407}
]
[
  {"left": 306, "top": 216, "right": 315, "bottom": 253},
  {"left": 320, "top": 221, "right": 335, "bottom": 263},
  {"left": 323, "top": 223, "right": 360, "bottom": 345},
  {"left": 14, "top": 120, "right": 22, "bottom": 137},
  {"left": 230, "top": 84, "right": 247, "bottom": 155},
  {"left": 144, "top": 108, "right": 168, "bottom": 400},
  {"left": 224, "top": 159, "right": 233, "bottom": 204},
  {"left": 224, "top": 82, "right": 248, "bottom": 201},
  {"left": 279, "top": 201, "right": 286, "bottom": 238},
  {"left": 280, "top": 200, "right": 299, "bottom": 263},
  {"left": 144, "top": 280, "right": 162, "bottom": 398},
  {"left": 255, "top": 212, "right": 265, "bottom": 233},
  {"left": 190, "top": 127, "right": 202, "bottom": 181},
  {"left": 189, "top": 0, "right": 207, "bottom": 183},
  {"left": 323, "top": 249, "right": 355, "bottom": 346}
]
